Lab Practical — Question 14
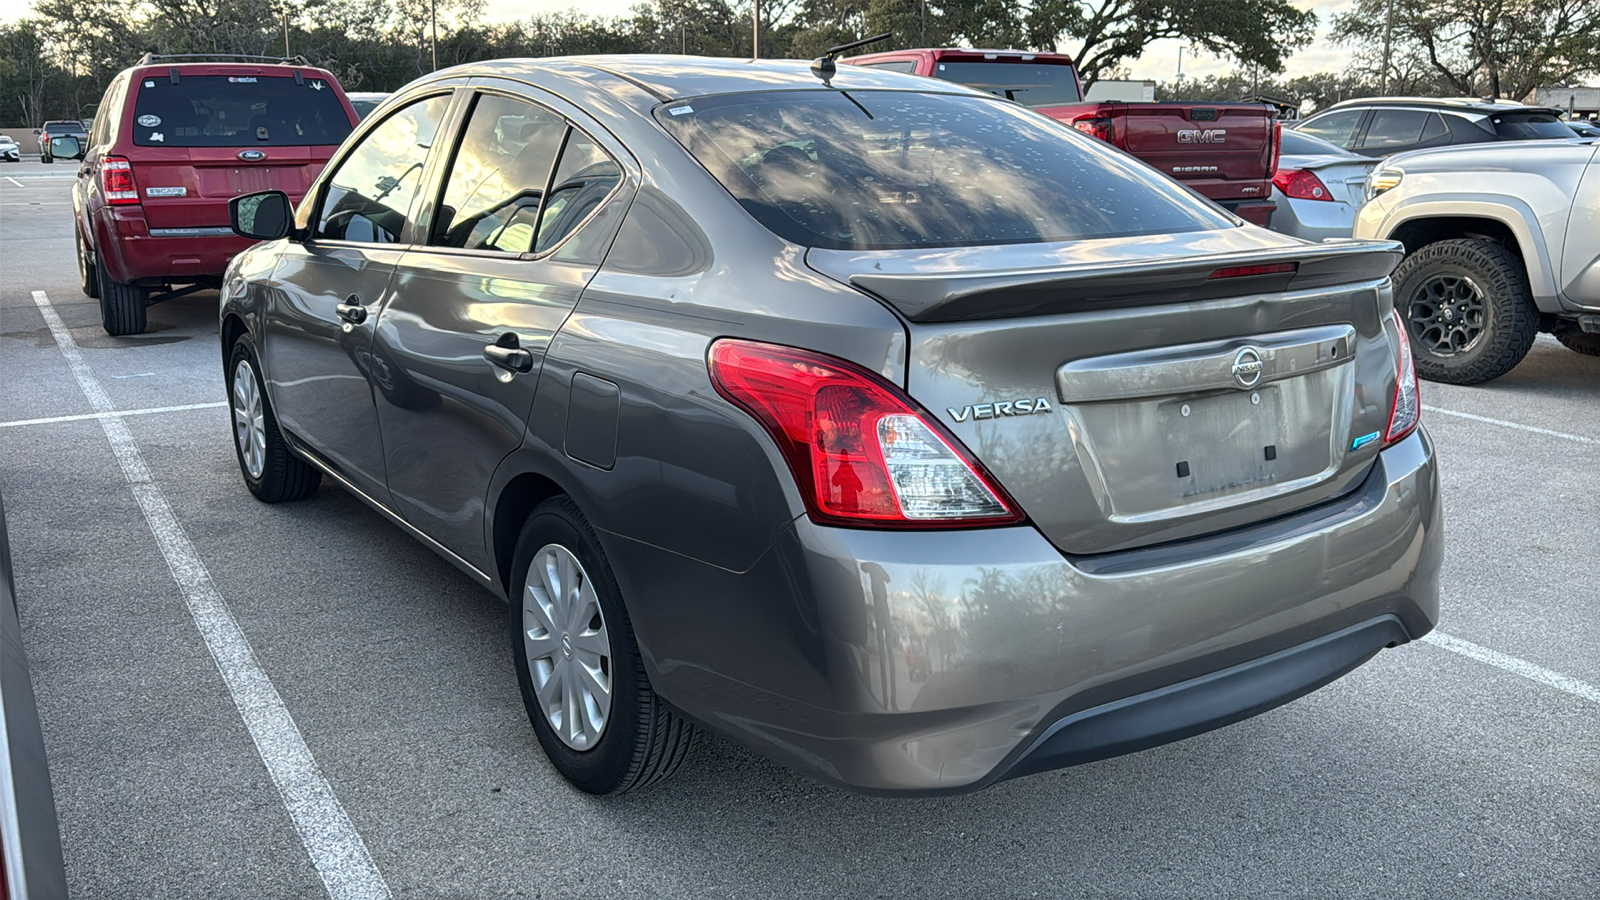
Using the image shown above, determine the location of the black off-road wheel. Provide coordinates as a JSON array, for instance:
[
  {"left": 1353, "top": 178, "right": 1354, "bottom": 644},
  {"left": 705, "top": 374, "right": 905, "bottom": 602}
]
[
  {"left": 1554, "top": 330, "right": 1600, "bottom": 357},
  {"left": 510, "top": 496, "right": 695, "bottom": 795},
  {"left": 1392, "top": 238, "right": 1538, "bottom": 385},
  {"left": 227, "top": 334, "right": 321, "bottom": 503},
  {"left": 76, "top": 228, "right": 99, "bottom": 299},
  {"left": 95, "top": 261, "right": 149, "bottom": 336}
]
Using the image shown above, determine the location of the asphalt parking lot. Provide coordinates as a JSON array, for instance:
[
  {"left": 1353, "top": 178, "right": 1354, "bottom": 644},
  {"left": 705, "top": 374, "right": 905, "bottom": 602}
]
[{"left": 2, "top": 159, "right": 1597, "bottom": 899}]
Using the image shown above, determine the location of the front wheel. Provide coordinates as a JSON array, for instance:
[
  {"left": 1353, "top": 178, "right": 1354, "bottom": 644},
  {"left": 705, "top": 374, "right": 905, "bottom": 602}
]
[
  {"left": 510, "top": 497, "right": 695, "bottom": 794},
  {"left": 228, "top": 334, "right": 321, "bottom": 502},
  {"left": 1392, "top": 238, "right": 1538, "bottom": 385}
]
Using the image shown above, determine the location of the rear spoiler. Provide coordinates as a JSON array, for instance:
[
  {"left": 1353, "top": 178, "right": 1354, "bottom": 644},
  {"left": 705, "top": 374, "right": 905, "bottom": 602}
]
[{"left": 845, "top": 239, "right": 1404, "bottom": 323}]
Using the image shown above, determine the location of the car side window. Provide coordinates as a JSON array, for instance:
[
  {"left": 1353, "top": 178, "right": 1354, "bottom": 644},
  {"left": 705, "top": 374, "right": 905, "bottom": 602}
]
[
  {"left": 533, "top": 131, "right": 622, "bottom": 254},
  {"left": 431, "top": 93, "right": 567, "bottom": 253},
  {"left": 91, "top": 77, "right": 124, "bottom": 146},
  {"left": 1297, "top": 110, "right": 1363, "bottom": 147},
  {"left": 314, "top": 94, "right": 449, "bottom": 244},
  {"left": 1361, "top": 109, "right": 1431, "bottom": 149},
  {"left": 1419, "top": 113, "right": 1448, "bottom": 142}
]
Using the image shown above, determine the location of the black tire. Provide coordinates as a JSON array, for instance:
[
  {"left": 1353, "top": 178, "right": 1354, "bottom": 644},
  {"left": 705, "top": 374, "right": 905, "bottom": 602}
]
[
  {"left": 40, "top": 153, "right": 51, "bottom": 163},
  {"left": 510, "top": 496, "right": 695, "bottom": 794},
  {"left": 1392, "top": 238, "right": 1538, "bottom": 385},
  {"left": 1554, "top": 330, "right": 1600, "bottom": 357},
  {"left": 227, "top": 334, "right": 321, "bottom": 503},
  {"left": 76, "top": 227, "right": 99, "bottom": 299},
  {"left": 95, "top": 260, "right": 149, "bottom": 336}
]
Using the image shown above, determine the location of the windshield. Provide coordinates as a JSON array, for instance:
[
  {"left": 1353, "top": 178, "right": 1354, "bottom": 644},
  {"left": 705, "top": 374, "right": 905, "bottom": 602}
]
[
  {"left": 931, "top": 61, "right": 1082, "bottom": 107},
  {"left": 131, "top": 75, "right": 352, "bottom": 147},
  {"left": 1492, "top": 112, "right": 1577, "bottom": 140},
  {"left": 657, "top": 90, "right": 1228, "bottom": 251}
]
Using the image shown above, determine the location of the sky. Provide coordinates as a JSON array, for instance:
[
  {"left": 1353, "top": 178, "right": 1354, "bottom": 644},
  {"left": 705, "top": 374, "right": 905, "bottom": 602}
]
[{"left": 2, "top": 0, "right": 1359, "bottom": 81}]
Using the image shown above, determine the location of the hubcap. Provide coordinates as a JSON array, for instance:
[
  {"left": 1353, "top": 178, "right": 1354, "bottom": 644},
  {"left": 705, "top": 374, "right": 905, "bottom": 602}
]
[
  {"left": 231, "top": 359, "right": 267, "bottom": 479},
  {"left": 522, "top": 544, "right": 612, "bottom": 751},
  {"left": 1407, "top": 273, "right": 1487, "bottom": 356}
]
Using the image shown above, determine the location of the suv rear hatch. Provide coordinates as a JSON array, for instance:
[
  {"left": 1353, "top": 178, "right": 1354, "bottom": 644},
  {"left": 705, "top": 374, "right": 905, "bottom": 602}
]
[
  {"left": 808, "top": 233, "right": 1405, "bottom": 554},
  {"left": 122, "top": 68, "right": 352, "bottom": 230}
]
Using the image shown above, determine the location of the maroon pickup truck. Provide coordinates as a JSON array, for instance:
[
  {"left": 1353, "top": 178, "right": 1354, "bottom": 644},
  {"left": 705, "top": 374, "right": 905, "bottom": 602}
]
[{"left": 846, "top": 48, "right": 1281, "bottom": 226}]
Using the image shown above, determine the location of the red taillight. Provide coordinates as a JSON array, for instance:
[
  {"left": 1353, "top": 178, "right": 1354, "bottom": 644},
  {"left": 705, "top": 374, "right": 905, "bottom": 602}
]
[
  {"left": 102, "top": 156, "right": 139, "bottom": 205},
  {"left": 1383, "top": 309, "right": 1420, "bottom": 446},
  {"left": 1071, "top": 115, "right": 1112, "bottom": 142},
  {"left": 1270, "top": 120, "right": 1283, "bottom": 173},
  {"left": 1209, "top": 262, "right": 1298, "bottom": 279},
  {"left": 708, "top": 339, "right": 1023, "bottom": 529},
  {"left": 1272, "top": 168, "right": 1334, "bottom": 201}
]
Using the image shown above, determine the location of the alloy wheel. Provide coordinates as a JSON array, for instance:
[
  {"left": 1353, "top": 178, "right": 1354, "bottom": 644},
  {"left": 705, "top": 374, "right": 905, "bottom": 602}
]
[
  {"left": 231, "top": 360, "right": 267, "bottom": 479},
  {"left": 1406, "top": 273, "right": 1487, "bottom": 356},
  {"left": 522, "top": 543, "right": 612, "bottom": 751}
]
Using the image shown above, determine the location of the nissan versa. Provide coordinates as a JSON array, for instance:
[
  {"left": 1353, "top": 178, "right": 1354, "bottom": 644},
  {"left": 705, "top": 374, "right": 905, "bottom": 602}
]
[{"left": 219, "top": 56, "right": 1442, "bottom": 795}]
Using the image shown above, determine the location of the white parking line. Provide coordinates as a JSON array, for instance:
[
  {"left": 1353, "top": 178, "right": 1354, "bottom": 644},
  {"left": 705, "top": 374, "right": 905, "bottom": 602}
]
[
  {"left": 1423, "top": 631, "right": 1600, "bottom": 705},
  {"left": 29, "top": 290, "right": 391, "bottom": 900},
  {"left": 0, "top": 401, "right": 225, "bottom": 429},
  {"left": 1423, "top": 405, "right": 1598, "bottom": 446},
  {"left": 4, "top": 176, "right": 21, "bottom": 187}
]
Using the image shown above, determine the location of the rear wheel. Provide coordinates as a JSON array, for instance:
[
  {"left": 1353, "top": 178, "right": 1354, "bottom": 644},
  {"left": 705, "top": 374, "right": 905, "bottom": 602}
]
[
  {"left": 228, "top": 334, "right": 321, "bottom": 502},
  {"left": 510, "top": 496, "right": 695, "bottom": 794},
  {"left": 40, "top": 152, "right": 51, "bottom": 163},
  {"left": 76, "top": 228, "right": 99, "bottom": 299},
  {"left": 1555, "top": 330, "right": 1600, "bottom": 357},
  {"left": 95, "top": 260, "right": 149, "bottom": 336},
  {"left": 1392, "top": 238, "right": 1537, "bottom": 385}
]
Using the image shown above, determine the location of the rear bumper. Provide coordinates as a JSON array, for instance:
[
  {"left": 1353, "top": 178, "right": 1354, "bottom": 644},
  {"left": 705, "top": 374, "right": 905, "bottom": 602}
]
[
  {"left": 1218, "top": 198, "right": 1278, "bottom": 227},
  {"left": 618, "top": 427, "right": 1441, "bottom": 794},
  {"left": 93, "top": 206, "right": 253, "bottom": 285},
  {"left": 1268, "top": 193, "right": 1359, "bottom": 241}
]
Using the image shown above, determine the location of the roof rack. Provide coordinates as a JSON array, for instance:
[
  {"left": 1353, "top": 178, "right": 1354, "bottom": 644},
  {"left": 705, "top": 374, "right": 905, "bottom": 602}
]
[{"left": 136, "top": 53, "right": 309, "bottom": 66}]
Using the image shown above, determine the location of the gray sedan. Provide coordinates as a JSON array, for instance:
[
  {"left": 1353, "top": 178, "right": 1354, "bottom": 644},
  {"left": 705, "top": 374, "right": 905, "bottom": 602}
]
[
  {"left": 1268, "top": 129, "right": 1380, "bottom": 240},
  {"left": 220, "top": 56, "right": 1441, "bottom": 796}
]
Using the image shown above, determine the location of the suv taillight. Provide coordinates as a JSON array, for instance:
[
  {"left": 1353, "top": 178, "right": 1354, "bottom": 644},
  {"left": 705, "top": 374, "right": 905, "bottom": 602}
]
[
  {"left": 1071, "top": 115, "right": 1112, "bottom": 142},
  {"left": 1383, "top": 309, "right": 1420, "bottom": 446},
  {"left": 709, "top": 340, "right": 1023, "bottom": 529},
  {"left": 102, "top": 156, "right": 139, "bottom": 205}
]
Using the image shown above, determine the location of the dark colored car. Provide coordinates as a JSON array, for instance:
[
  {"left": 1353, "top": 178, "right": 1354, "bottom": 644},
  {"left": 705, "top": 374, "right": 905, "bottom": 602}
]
[
  {"left": 1568, "top": 119, "right": 1600, "bottom": 138},
  {"left": 59, "top": 53, "right": 358, "bottom": 336},
  {"left": 1, "top": 490, "right": 70, "bottom": 899},
  {"left": 345, "top": 91, "right": 391, "bottom": 119},
  {"left": 36, "top": 119, "right": 87, "bottom": 162},
  {"left": 221, "top": 57, "right": 1441, "bottom": 796},
  {"left": 845, "top": 49, "right": 1282, "bottom": 226},
  {"left": 1294, "top": 97, "right": 1574, "bottom": 157}
]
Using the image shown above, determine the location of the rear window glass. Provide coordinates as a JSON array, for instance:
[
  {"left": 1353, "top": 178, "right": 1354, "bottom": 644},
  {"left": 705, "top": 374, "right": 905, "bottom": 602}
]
[
  {"left": 1280, "top": 129, "right": 1353, "bottom": 156},
  {"left": 1492, "top": 113, "right": 1575, "bottom": 140},
  {"left": 657, "top": 90, "right": 1228, "bottom": 251},
  {"left": 131, "top": 75, "right": 351, "bottom": 147},
  {"left": 932, "top": 61, "right": 1082, "bottom": 107}
]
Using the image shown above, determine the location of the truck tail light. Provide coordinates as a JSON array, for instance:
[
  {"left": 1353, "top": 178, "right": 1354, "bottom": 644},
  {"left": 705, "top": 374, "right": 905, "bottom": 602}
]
[
  {"left": 1272, "top": 168, "right": 1334, "bottom": 201},
  {"left": 708, "top": 339, "right": 1023, "bottom": 529},
  {"left": 102, "top": 157, "right": 139, "bottom": 205},
  {"left": 1383, "top": 309, "right": 1420, "bottom": 446},
  {"left": 1270, "top": 120, "right": 1283, "bottom": 174},
  {"left": 1071, "top": 115, "right": 1112, "bottom": 142}
]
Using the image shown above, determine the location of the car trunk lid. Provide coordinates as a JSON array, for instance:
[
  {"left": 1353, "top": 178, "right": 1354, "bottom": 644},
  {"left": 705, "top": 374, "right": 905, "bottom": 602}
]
[{"left": 807, "top": 231, "right": 1406, "bottom": 554}]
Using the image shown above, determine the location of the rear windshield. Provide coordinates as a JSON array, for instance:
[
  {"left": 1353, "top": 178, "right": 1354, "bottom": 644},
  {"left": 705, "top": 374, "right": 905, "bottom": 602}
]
[
  {"left": 131, "top": 75, "right": 351, "bottom": 147},
  {"left": 931, "top": 61, "right": 1082, "bottom": 107},
  {"left": 1280, "top": 129, "right": 1354, "bottom": 157},
  {"left": 657, "top": 90, "right": 1228, "bottom": 251},
  {"left": 44, "top": 120, "right": 86, "bottom": 132},
  {"left": 1491, "top": 112, "right": 1575, "bottom": 140}
]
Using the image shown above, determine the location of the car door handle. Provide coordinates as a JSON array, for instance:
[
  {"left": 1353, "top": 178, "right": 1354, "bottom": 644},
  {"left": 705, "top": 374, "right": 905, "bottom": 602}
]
[
  {"left": 483, "top": 345, "right": 534, "bottom": 374},
  {"left": 335, "top": 296, "right": 367, "bottom": 326}
]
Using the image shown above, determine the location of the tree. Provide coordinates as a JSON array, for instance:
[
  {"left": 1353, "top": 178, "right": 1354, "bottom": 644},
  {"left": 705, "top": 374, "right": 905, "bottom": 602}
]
[
  {"left": 1024, "top": 0, "right": 1318, "bottom": 86},
  {"left": 1333, "top": 0, "right": 1600, "bottom": 100}
]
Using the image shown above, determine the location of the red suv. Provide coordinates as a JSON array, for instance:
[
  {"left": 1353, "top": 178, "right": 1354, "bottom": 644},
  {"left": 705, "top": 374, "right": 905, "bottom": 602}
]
[{"left": 63, "top": 54, "right": 358, "bottom": 335}]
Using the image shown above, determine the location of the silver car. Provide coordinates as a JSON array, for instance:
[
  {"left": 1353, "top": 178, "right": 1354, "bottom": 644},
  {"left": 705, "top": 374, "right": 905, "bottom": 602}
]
[
  {"left": 1268, "top": 129, "right": 1379, "bottom": 240},
  {"left": 0, "top": 134, "right": 19, "bottom": 162},
  {"left": 220, "top": 56, "right": 1442, "bottom": 795}
]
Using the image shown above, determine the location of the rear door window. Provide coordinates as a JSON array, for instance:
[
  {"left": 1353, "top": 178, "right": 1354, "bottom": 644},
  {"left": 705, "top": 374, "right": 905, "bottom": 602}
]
[
  {"left": 432, "top": 93, "right": 568, "bottom": 253},
  {"left": 130, "top": 74, "right": 352, "bottom": 147},
  {"left": 1358, "top": 109, "right": 1432, "bottom": 149},
  {"left": 931, "top": 61, "right": 1082, "bottom": 106},
  {"left": 658, "top": 90, "right": 1227, "bottom": 251},
  {"left": 533, "top": 132, "right": 621, "bottom": 253},
  {"left": 1297, "top": 110, "right": 1364, "bottom": 147},
  {"left": 314, "top": 94, "right": 450, "bottom": 244}
]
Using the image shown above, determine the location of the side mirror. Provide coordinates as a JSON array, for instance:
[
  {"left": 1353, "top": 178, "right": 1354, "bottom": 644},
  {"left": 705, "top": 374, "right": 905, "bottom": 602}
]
[
  {"left": 230, "top": 191, "right": 293, "bottom": 241},
  {"left": 49, "top": 135, "right": 84, "bottom": 160}
]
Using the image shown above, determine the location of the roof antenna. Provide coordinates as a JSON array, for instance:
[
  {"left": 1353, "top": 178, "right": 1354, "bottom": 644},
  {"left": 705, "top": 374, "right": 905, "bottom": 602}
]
[{"left": 811, "top": 32, "right": 892, "bottom": 83}]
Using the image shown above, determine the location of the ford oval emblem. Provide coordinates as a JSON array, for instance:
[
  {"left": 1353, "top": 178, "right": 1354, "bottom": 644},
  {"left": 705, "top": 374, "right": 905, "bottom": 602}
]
[
  {"left": 238, "top": 149, "right": 266, "bottom": 161},
  {"left": 1231, "top": 347, "right": 1264, "bottom": 389}
]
